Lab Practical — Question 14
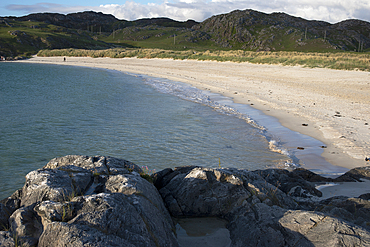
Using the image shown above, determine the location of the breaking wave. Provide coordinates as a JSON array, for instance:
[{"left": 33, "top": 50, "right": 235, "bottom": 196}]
[{"left": 140, "top": 75, "right": 300, "bottom": 167}]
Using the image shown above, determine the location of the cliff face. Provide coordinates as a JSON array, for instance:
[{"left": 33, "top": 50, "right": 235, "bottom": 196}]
[{"left": 1, "top": 155, "right": 370, "bottom": 246}]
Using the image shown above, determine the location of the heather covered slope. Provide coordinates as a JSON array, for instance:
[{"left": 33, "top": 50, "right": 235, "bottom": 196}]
[{"left": 1, "top": 9, "right": 369, "bottom": 58}]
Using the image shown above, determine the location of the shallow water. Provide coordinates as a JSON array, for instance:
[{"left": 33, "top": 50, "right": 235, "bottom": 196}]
[{"left": 0, "top": 62, "right": 290, "bottom": 199}]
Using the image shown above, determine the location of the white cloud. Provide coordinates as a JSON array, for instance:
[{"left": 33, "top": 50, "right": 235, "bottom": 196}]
[
  {"left": 95, "top": 0, "right": 370, "bottom": 23},
  {"left": 5, "top": 0, "right": 370, "bottom": 23},
  {"left": 6, "top": 3, "right": 92, "bottom": 14}
]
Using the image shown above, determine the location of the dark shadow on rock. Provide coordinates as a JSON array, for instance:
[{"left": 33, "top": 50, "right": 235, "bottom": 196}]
[{"left": 153, "top": 166, "right": 370, "bottom": 246}]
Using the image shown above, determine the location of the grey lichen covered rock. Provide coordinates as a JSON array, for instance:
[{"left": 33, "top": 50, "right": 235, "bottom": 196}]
[
  {"left": 44, "top": 155, "right": 141, "bottom": 175},
  {"left": 279, "top": 210, "right": 370, "bottom": 246},
  {"left": 37, "top": 193, "right": 177, "bottom": 247},
  {"left": 9, "top": 204, "right": 43, "bottom": 247},
  {"left": 158, "top": 167, "right": 251, "bottom": 217},
  {"left": 2, "top": 156, "right": 370, "bottom": 247},
  {"left": 156, "top": 166, "right": 298, "bottom": 217},
  {"left": 1, "top": 155, "right": 178, "bottom": 247},
  {"left": 20, "top": 168, "right": 76, "bottom": 207},
  {"left": 154, "top": 165, "right": 370, "bottom": 246}
]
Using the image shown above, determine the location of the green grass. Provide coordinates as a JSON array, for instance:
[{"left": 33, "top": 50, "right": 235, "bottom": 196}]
[
  {"left": 37, "top": 48, "right": 370, "bottom": 71},
  {"left": 0, "top": 19, "right": 110, "bottom": 57}
]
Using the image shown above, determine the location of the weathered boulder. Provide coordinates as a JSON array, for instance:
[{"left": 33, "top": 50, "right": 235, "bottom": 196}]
[
  {"left": 227, "top": 200, "right": 370, "bottom": 246},
  {"left": 20, "top": 155, "right": 143, "bottom": 207},
  {"left": 279, "top": 210, "right": 370, "bottom": 246},
  {"left": 9, "top": 205, "right": 43, "bottom": 247},
  {"left": 1, "top": 189, "right": 22, "bottom": 213},
  {"left": 335, "top": 166, "right": 370, "bottom": 182},
  {"left": 44, "top": 155, "right": 141, "bottom": 175},
  {"left": 1, "top": 155, "right": 178, "bottom": 247},
  {"left": 227, "top": 203, "right": 291, "bottom": 246},
  {"left": 253, "top": 169, "right": 323, "bottom": 197},
  {"left": 20, "top": 168, "right": 77, "bottom": 207},
  {"left": 156, "top": 166, "right": 298, "bottom": 217},
  {"left": 154, "top": 165, "right": 370, "bottom": 246},
  {"left": 158, "top": 167, "right": 251, "bottom": 217},
  {"left": 37, "top": 193, "right": 178, "bottom": 247},
  {"left": 291, "top": 168, "right": 333, "bottom": 182},
  {"left": 104, "top": 173, "right": 173, "bottom": 227},
  {"left": 317, "top": 196, "right": 370, "bottom": 230}
]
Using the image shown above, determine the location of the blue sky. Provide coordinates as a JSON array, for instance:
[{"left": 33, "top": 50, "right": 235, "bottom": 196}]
[{"left": 1, "top": 0, "right": 370, "bottom": 23}]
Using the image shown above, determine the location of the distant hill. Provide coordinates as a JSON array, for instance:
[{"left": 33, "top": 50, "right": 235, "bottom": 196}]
[
  {"left": 0, "top": 9, "right": 369, "bottom": 58},
  {"left": 194, "top": 10, "right": 370, "bottom": 51}
]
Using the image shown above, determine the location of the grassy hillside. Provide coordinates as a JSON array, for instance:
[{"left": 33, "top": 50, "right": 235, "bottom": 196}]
[
  {"left": 0, "top": 18, "right": 110, "bottom": 58},
  {"left": 1, "top": 9, "right": 369, "bottom": 60}
]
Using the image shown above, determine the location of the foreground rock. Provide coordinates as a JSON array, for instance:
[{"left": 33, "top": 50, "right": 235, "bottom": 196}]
[
  {"left": 1, "top": 155, "right": 177, "bottom": 247},
  {"left": 1, "top": 155, "right": 370, "bottom": 246},
  {"left": 154, "top": 166, "right": 370, "bottom": 246}
]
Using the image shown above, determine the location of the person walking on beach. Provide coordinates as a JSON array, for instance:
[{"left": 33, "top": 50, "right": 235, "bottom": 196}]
[{"left": 64, "top": 57, "right": 66, "bottom": 62}]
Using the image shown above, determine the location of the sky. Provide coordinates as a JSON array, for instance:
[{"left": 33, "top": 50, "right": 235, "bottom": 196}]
[{"left": 1, "top": 0, "right": 370, "bottom": 24}]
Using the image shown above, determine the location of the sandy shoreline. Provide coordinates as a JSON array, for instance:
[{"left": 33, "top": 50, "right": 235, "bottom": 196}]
[{"left": 14, "top": 56, "right": 370, "bottom": 172}]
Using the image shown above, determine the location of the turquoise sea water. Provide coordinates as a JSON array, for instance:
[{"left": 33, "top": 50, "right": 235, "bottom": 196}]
[{"left": 0, "top": 62, "right": 291, "bottom": 199}]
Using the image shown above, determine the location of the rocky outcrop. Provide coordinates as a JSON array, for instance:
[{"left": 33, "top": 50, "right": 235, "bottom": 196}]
[
  {"left": 1, "top": 155, "right": 370, "bottom": 246},
  {"left": 154, "top": 165, "right": 370, "bottom": 246},
  {"left": 0, "top": 155, "right": 178, "bottom": 247},
  {"left": 18, "top": 11, "right": 119, "bottom": 32},
  {"left": 194, "top": 9, "right": 370, "bottom": 51}
]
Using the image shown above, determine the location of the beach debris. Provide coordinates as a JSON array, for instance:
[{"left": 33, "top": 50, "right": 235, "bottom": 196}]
[
  {"left": 302, "top": 123, "right": 308, "bottom": 126},
  {"left": 297, "top": 147, "right": 305, "bottom": 150}
]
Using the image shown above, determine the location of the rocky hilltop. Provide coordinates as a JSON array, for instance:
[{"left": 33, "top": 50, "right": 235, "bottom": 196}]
[
  {"left": 193, "top": 9, "right": 370, "bottom": 51},
  {"left": 1, "top": 9, "right": 369, "bottom": 58},
  {"left": 17, "top": 11, "right": 119, "bottom": 32},
  {"left": 1, "top": 155, "right": 370, "bottom": 246}
]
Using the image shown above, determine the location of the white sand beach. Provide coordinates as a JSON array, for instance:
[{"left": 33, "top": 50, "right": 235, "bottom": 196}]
[{"left": 17, "top": 56, "right": 370, "bottom": 172}]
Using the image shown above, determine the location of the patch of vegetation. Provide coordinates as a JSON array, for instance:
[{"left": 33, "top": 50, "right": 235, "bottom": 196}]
[
  {"left": 38, "top": 48, "right": 370, "bottom": 71},
  {"left": 139, "top": 166, "right": 155, "bottom": 183}
]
